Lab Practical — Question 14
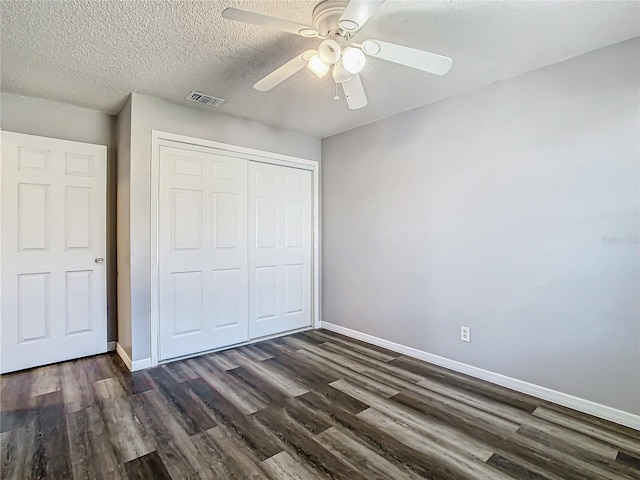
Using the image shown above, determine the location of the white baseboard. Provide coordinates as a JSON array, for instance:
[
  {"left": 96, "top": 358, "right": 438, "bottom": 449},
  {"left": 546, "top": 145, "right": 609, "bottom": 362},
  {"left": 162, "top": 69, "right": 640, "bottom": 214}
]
[
  {"left": 107, "top": 341, "right": 116, "bottom": 352},
  {"left": 131, "top": 357, "right": 152, "bottom": 371},
  {"left": 115, "top": 343, "right": 152, "bottom": 372},
  {"left": 115, "top": 343, "right": 133, "bottom": 370},
  {"left": 320, "top": 322, "right": 640, "bottom": 431}
]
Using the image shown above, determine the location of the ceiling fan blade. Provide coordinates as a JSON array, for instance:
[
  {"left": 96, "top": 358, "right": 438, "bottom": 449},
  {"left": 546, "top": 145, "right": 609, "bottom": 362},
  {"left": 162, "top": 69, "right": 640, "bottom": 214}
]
[
  {"left": 254, "top": 50, "right": 315, "bottom": 91},
  {"left": 338, "top": 0, "right": 385, "bottom": 33},
  {"left": 361, "top": 39, "right": 453, "bottom": 75},
  {"left": 341, "top": 74, "right": 367, "bottom": 109},
  {"left": 222, "top": 7, "right": 319, "bottom": 37}
]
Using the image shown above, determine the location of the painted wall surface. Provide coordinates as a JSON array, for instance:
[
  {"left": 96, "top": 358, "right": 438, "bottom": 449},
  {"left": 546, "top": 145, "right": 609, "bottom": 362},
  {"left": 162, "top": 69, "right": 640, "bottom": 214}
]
[
  {"left": 0, "top": 92, "right": 119, "bottom": 342},
  {"left": 321, "top": 38, "right": 640, "bottom": 414},
  {"left": 116, "top": 97, "right": 132, "bottom": 357},
  {"left": 127, "top": 93, "right": 321, "bottom": 361}
]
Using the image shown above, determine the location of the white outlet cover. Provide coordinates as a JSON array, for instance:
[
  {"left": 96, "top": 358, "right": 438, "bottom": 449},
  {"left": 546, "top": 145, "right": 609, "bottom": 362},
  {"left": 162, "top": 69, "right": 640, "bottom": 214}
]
[{"left": 460, "top": 326, "right": 471, "bottom": 342}]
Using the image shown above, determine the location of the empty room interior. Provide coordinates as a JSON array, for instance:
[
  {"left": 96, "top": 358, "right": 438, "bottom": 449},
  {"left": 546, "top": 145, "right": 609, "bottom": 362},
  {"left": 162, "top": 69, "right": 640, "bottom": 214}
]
[{"left": 1, "top": 0, "right": 639, "bottom": 478}]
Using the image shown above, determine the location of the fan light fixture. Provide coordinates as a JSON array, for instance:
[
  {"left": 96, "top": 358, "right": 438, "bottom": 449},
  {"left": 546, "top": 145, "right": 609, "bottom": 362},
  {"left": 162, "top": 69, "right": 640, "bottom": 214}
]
[
  {"left": 332, "top": 61, "right": 353, "bottom": 84},
  {"left": 307, "top": 54, "right": 329, "bottom": 78},
  {"left": 342, "top": 47, "right": 366, "bottom": 74},
  {"left": 317, "top": 39, "right": 341, "bottom": 65}
]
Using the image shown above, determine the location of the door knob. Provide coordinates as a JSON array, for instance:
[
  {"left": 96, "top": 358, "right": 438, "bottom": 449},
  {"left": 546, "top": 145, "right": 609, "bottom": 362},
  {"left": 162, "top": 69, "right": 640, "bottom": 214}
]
[{"left": 95, "top": 257, "right": 104, "bottom": 264}]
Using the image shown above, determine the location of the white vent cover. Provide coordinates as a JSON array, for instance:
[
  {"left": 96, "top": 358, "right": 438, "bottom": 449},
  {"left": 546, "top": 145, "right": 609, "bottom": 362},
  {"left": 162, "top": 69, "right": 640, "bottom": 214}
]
[{"left": 185, "top": 91, "right": 226, "bottom": 107}]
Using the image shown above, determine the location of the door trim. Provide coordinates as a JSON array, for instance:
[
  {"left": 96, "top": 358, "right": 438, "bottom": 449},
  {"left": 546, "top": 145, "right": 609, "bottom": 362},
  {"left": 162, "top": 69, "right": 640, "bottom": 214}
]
[{"left": 150, "top": 131, "right": 320, "bottom": 368}]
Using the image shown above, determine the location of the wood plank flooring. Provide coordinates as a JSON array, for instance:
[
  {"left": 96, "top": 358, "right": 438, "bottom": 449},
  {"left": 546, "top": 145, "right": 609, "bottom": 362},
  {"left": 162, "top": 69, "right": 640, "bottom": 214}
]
[{"left": 1, "top": 329, "right": 638, "bottom": 479}]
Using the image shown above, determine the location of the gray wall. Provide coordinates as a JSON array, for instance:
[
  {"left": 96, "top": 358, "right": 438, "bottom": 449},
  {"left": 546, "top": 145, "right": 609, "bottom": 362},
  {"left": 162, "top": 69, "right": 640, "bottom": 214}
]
[
  {"left": 0, "top": 92, "right": 119, "bottom": 342},
  {"left": 321, "top": 38, "right": 640, "bottom": 414},
  {"left": 125, "top": 93, "right": 321, "bottom": 361}
]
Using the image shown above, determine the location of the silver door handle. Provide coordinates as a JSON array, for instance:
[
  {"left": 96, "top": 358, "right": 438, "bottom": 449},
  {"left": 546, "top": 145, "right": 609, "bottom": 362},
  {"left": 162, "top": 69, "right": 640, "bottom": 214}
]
[{"left": 95, "top": 257, "right": 104, "bottom": 264}]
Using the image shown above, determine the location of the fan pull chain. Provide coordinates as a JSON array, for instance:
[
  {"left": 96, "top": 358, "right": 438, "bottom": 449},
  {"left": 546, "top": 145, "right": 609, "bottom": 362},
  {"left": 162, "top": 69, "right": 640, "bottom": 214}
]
[{"left": 334, "top": 82, "right": 339, "bottom": 101}]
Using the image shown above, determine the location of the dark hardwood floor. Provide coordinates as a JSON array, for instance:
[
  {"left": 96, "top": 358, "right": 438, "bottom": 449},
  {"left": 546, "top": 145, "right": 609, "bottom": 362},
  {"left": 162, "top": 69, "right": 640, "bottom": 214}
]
[{"left": 1, "top": 329, "right": 639, "bottom": 479}]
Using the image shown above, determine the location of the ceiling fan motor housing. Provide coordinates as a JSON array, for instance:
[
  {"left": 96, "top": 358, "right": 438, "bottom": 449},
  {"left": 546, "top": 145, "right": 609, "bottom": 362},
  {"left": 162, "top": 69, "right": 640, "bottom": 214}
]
[{"left": 312, "top": 0, "right": 349, "bottom": 37}]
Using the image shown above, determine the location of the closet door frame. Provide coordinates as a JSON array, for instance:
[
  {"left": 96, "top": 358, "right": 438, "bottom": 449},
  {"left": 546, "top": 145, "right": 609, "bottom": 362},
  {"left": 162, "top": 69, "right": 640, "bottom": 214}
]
[{"left": 150, "top": 130, "right": 320, "bottom": 368}]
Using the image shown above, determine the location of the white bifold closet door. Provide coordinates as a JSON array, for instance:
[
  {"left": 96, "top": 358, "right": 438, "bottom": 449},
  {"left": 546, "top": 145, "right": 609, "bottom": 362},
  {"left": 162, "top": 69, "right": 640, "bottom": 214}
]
[
  {"left": 1, "top": 132, "right": 107, "bottom": 373},
  {"left": 158, "top": 146, "right": 248, "bottom": 360},
  {"left": 158, "top": 145, "right": 312, "bottom": 361},
  {"left": 248, "top": 162, "right": 312, "bottom": 339}
]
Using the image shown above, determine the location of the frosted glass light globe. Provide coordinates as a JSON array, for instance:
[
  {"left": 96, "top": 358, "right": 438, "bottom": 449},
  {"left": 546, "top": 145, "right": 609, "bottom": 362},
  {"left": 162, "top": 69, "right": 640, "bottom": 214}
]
[
  {"left": 317, "top": 39, "right": 341, "bottom": 65},
  {"left": 342, "top": 47, "right": 366, "bottom": 74},
  {"left": 332, "top": 61, "right": 353, "bottom": 84},
  {"left": 307, "top": 54, "right": 329, "bottom": 78}
]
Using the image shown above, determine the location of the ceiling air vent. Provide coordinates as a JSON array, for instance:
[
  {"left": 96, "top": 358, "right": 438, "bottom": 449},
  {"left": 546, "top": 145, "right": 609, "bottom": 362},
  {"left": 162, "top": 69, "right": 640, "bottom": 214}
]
[{"left": 185, "top": 91, "right": 226, "bottom": 107}]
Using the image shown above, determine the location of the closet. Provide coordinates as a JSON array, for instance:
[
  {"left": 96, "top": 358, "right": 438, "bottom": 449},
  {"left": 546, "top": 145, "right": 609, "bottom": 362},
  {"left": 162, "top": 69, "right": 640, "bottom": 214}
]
[{"left": 156, "top": 142, "right": 313, "bottom": 361}]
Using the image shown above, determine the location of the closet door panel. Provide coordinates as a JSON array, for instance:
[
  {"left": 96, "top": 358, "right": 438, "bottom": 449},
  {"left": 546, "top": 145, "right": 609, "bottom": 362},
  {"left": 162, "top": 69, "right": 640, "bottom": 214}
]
[
  {"left": 158, "top": 147, "right": 248, "bottom": 360},
  {"left": 248, "top": 162, "right": 312, "bottom": 339}
]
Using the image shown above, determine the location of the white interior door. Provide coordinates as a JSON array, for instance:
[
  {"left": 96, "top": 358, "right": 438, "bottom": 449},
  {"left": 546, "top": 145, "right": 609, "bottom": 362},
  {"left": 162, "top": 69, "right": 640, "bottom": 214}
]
[
  {"left": 1, "top": 132, "right": 107, "bottom": 373},
  {"left": 158, "top": 146, "right": 248, "bottom": 360},
  {"left": 248, "top": 162, "right": 312, "bottom": 339}
]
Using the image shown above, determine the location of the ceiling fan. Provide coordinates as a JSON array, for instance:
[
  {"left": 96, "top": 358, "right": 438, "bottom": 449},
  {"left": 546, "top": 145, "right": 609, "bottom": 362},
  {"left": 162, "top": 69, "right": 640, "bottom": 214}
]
[{"left": 221, "top": 0, "right": 453, "bottom": 110}]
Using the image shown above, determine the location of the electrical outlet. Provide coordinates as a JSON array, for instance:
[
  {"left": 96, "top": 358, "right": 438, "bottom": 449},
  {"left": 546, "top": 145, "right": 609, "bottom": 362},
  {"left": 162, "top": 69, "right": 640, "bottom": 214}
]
[{"left": 460, "top": 326, "right": 470, "bottom": 342}]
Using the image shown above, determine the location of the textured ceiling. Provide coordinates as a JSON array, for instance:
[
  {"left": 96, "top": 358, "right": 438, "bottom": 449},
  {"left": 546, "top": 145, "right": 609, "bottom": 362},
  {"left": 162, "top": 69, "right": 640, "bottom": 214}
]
[{"left": 1, "top": 1, "right": 638, "bottom": 138}]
